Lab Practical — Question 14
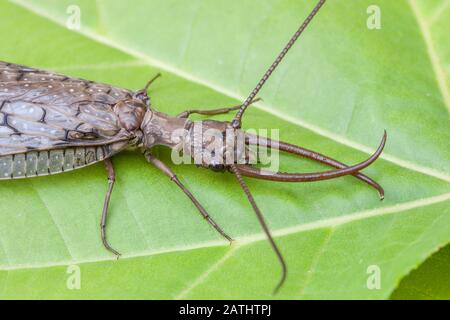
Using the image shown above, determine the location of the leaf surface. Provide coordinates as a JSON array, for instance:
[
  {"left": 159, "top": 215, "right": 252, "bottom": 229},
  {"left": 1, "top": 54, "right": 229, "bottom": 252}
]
[
  {"left": 391, "top": 243, "right": 450, "bottom": 300},
  {"left": 0, "top": 0, "right": 449, "bottom": 299}
]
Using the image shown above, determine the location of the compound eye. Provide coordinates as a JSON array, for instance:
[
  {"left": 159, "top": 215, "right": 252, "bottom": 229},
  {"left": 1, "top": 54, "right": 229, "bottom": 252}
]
[
  {"left": 209, "top": 163, "right": 225, "bottom": 172},
  {"left": 134, "top": 90, "right": 150, "bottom": 106}
]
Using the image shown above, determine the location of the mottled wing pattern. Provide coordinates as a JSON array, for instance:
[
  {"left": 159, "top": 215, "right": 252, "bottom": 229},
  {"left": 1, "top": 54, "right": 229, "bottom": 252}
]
[{"left": 0, "top": 61, "right": 134, "bottom": 179}]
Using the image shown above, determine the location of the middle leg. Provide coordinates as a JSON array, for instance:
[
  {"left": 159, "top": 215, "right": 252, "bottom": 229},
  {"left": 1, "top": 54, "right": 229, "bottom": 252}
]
[{"left": 101, "top": 158, "right": 121, "bottom": 258}]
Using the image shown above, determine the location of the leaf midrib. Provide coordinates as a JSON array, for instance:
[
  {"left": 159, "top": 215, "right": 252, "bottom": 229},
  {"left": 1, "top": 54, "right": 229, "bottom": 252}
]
[
  {"left": 10, "top": 0, "right": 450, "bottom": 183},
  {"left": 408, "top": 0, "right": 450, "bottom": 114},
  {"left": 2, "top": 192, "right": 449, "bottom": 271}
]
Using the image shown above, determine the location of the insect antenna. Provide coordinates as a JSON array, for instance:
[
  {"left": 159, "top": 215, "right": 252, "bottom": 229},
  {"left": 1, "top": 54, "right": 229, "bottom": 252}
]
[
  {"left": 231, "top": 0, "right": 326, "bottom": 128},
  {"left": 229, "top": 164, "right": 287, "bottom": 294},
  {"left": 143, "top": 73, "right": 161, "bottom": 92},
  {"left": 134, "top": 73, "right": 162, "bottom": 103}
]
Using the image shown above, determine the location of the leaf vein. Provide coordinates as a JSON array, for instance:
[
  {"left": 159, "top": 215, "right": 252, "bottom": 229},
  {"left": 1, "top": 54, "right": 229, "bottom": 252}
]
[
  {"left": 297, "top": 227, "right": 334, "bottom": 298},
  {"left": 409, "top": 0, "right": 450, "bottom": 114},
  {"left": 174, "top": 245, "right": 239, "bottom": 299},
  {"left": 2, "top": 192, "right": 448, "bottom": 271}
]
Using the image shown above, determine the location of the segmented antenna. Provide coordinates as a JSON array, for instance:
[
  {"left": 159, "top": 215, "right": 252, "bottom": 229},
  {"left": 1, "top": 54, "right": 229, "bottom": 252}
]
[
  {"left": 143, "top": 73, "right": 161, "bottom": 92},
  {"left": 232, "top": 0, "right": 326, "bottom": 128}
]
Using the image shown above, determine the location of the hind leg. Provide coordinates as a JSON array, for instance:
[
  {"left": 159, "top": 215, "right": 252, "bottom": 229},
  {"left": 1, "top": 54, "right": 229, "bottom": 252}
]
[{"left": 100, "top": 158, "right": 121, "bottom": 258}]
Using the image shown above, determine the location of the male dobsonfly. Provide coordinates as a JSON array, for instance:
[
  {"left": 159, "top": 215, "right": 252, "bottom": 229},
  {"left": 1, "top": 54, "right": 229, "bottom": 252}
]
[{"left": 0, "top": 0, "right": 386, "bottom": 293}]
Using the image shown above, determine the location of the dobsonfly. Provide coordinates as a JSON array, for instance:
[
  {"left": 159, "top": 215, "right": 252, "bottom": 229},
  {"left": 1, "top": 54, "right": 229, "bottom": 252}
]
[{"left": 0, "top": 0, "right": 386, "bottom": 293}]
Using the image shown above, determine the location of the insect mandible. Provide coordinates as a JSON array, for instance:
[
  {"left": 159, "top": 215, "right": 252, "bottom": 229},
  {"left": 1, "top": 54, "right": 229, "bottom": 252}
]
[{"left": 0, "top": 0, "right": 386, "bottom": 293}]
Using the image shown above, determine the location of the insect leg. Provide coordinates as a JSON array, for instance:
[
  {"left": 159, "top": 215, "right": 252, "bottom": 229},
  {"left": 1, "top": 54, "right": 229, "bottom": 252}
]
[
  {"left": 177, "top": 98, "right": 261, "bottom": 118},
  {"left": 101, "top": 158, "right": 121, "bottom": 258},
  {"left": 229, "top": 164, "right": 287, "bottom": 294},
  {"left": 246, "top": 133, "right": 384, "bottom": 199},
  {"left": 144, "top": 151, "right": 233, "bottom": 243}
]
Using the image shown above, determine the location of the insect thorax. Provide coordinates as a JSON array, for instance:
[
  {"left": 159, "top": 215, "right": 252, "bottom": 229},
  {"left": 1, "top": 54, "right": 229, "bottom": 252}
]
[
  {"left": 140, "top": 110, "right": 190, "bottom": 149},
  {"left": 113, "top": 99, "right": 147, "bottom": 132}
]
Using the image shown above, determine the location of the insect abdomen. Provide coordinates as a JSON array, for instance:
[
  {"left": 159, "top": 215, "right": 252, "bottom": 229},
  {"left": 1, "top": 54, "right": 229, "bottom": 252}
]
[{"left": 0, "top": 146, "right": 107, "bottom": 179}]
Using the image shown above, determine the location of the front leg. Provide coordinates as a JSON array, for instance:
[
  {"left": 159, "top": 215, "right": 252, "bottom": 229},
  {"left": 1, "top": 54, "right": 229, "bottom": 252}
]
[
  {"left": 144, "top": 151, "right": 233, "bottom": 243},
  {"left": 177, "top": 98, "right": 261, "bottom": 118}
]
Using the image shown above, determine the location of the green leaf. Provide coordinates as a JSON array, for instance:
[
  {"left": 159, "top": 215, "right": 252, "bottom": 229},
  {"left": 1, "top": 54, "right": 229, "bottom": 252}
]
[
  {"left": 0, "top": 0, "right": 449, "bottom": 299},
  {"left": 391, "top": 242, "right": 450, "bottom": 299}
]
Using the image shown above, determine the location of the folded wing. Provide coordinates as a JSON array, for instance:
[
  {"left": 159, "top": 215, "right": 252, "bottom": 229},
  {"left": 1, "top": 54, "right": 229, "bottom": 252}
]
[{"left": 0, "top": 61, "right": 134, "bottom": 179}]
